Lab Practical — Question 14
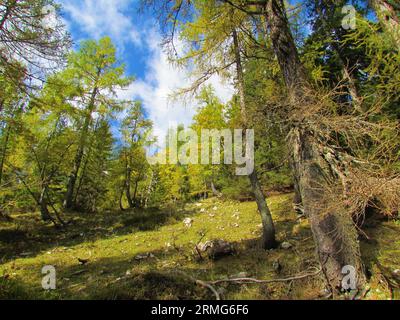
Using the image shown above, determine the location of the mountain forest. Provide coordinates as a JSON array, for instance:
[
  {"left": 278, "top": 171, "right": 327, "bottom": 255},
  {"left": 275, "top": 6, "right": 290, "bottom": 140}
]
[{"left": 0, "top": 0, "right": 399, "bottom": 300}]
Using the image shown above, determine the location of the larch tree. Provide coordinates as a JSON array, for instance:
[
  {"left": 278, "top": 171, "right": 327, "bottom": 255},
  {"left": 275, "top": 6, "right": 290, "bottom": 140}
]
[
  {"left": 0, "top": 0, "right": 71, "bottom": 86},
  {"left": 61, "top": 37, "right": 133, "bottom": 210},
  {"left": 119, "top": 101, "right": 153, "bottom": 210},
  {"left": 220, "top": 0, "right": 367, "bottom": 292},
  {"left": 148, "top": 0, "right": 278, "bottom": 249}
]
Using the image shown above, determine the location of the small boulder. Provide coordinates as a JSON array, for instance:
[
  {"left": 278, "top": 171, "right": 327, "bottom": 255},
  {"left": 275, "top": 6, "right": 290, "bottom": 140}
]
[
  {"left": 280, "top": 242, "right": 293, "bottom": 250},
  {"left": 200, "top": 240, "right": 235, "bottom": 260},
  {"left": 183, "top": 218, "right": 193, "bottom": 228},
  {"left": 272, "top": 260, "right": 282, "bottom": 272}
]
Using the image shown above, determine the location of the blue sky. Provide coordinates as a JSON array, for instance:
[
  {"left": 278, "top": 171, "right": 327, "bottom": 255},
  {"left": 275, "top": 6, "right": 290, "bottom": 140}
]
[{"left": 58, "top": 0, "right": 234, "bottom": 144}]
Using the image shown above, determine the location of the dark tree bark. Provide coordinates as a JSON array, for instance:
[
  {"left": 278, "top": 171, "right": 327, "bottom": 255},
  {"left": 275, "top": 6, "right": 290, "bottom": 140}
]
[
  {"left": 262, "top": 0, "right": 366, "bottom": 291},
  {"left": 232, "top": 29, "right": 277, "bottom": 249}
]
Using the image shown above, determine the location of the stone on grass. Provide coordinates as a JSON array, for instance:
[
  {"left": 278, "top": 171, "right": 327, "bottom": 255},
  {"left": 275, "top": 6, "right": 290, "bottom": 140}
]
[
  {"left": 199, "top": 240, "right": 235, "bottom": 260},
  {"left": 183, "top": 218, "right": 193, "bottom": 228},
  {"left": 280, "top": 242, "right": 293, "bottom": 250}
]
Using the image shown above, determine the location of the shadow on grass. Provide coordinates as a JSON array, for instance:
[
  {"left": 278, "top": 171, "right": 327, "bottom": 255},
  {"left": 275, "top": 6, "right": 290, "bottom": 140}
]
[
  {"left": 0, "top": 206, "right": 195, "bottom": 264},
  {"left": 0, "top": 230, "right": 322, "bottom": 300}
]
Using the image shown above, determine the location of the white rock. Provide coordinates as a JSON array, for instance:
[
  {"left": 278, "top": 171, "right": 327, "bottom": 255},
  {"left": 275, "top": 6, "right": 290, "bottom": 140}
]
[
  {"left": 280, "top": 242, "right": 293, "bottom": 250},
  {"left": 183, "top": 218, "right": 194, "bottom": 228}
]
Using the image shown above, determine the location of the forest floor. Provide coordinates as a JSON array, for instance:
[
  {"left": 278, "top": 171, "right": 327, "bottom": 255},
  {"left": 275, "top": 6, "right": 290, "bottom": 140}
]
[{"left": 0, "top": 193, "right": 399, "bottom": 300}]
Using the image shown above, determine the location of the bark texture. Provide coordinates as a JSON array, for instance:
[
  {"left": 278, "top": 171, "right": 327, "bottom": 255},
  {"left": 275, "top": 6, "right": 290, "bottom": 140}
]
[{"left": 263, "top": 0, "right": 366, "bottom": 291}]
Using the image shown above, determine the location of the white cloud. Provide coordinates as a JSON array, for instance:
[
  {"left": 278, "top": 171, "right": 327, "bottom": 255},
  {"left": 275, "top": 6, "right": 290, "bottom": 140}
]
[
  {"left": 116, "top": 30, "right": 234, "bottom": 147},
  {"left": 61, "top": 0, "right": 142, "bottom": 47}
]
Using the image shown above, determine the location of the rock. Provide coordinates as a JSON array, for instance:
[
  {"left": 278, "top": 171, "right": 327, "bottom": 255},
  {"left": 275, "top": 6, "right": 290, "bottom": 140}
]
[
  {"left": 231, "top": 272, "right": 249, "bottom": 278},
  {"left": 272, "top": 260, "right": 282, "bottom": 272},
  {"left": 199, "top": 240, "right": 235, "bottom": 260},
  {"left": 232, "top": 223, "right": 240, "bottom": 228},
  {"left": 393, "top": 269, "right": 400, "bottom": 277},
  {"left": 213, "top": 206, "right": 218, "bottom": 211},
  {"left": 209, "top": 213, "right": 215, "bottom": 218},
  {"left": 200, "top": 208, "right": 206, "bottom": 213},
  {"left": 183, "top": 218, "right": 193, "bottom": 228},
  {"left": 134, "top": 253, "right": 155, "bottom": 261},
  {"left": 280, "top": 242, "right": 293, "bottom": 250},
  {"left": 77, "top": 258, "right": 89, "bottom": 265}
]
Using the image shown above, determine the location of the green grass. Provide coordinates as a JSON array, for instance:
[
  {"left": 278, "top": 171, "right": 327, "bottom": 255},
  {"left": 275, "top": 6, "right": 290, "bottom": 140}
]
[{"left": 0, "top": 194, "right": 399, "bottom": 300}]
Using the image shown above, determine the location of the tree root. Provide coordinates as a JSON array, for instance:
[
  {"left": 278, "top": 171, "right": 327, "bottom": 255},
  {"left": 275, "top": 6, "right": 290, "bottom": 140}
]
[
  {"left": 175, "top": 267, "right": 322, "bottom": 300},
  {"left": 209, "top": 267, "right": 322, "bottom": 285}
]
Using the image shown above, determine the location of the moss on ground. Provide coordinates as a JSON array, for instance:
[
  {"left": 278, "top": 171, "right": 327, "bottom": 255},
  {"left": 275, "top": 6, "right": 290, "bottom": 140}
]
[{"left": 0, "top": 194, "right": 399, "bottom": 300}]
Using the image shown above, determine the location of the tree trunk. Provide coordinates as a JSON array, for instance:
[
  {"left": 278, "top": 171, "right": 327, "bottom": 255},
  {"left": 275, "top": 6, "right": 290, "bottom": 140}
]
[
  {"left": 64, "top": 87, "right": 98, "bottom": 209},
  {"left": 291, "top": 129, "right": 365, "bottom": 291},
  {"left": 210, "top": 181, "right": 220, "bottom": 197},
  {"left": 264, "top": 0, "right": 366, "bottom": 291},
  {"left": 125, "top": 159, "right": 135, "bottom": 208},
  {"left": 119, "top": 188, "right": 125, "bottom": 211},
  {"left": 0, "top": 124, "right": 11, "bottom": 185},
  {"left": 144, "top": 171, "right": 154, "bottom": 208},
  {"left": 39, "top": 186, "right": 52, "bottom": 222},
  {"left": 232, "top": 29, "right": 277, "bottom": 249},
  {"left": 132, "top": 179, "right": 139, "bottom": 207}
]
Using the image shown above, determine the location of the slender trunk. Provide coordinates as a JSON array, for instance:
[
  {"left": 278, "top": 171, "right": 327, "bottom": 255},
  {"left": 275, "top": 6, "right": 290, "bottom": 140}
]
[
  {"left": 144, "top": 171, "right": 154, "bottom": 208},
  {"left": 125, "top": 164, "right": 134, "bottom": 208},
  {"left": 132, "top": 179, "right": 139, "bottom": 207},
  {"left": 210, "top": 181, "right": 219, "bottom": 197},
  {"left": 264, "top": 0, "right": 365, "bottom": 291},
  {"left": 65, "top": 86, "right": 98, "bottom": 209},
  {"left": 232, "top": 29, "right": 277, "bottom": 249},
  {"left": 39, "top": 186, "right": 51, "bottom": 222},
  {"left": 119, "top": 187, "right": 125, "bottom": 211},
  {"left": 0, "top": 124, "right": 11, "bottom": 185},
  {"left": 73, "top": 155, "right": 89, "bottom": 205},
  {"left": 331, "top": 42, "right": 362, "bottom": 112}
]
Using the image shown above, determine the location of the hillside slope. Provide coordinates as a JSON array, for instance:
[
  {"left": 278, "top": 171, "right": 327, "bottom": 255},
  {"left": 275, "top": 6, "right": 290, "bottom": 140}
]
[{"left": 0, "top": 194, "right": 399, "bottom": 300}]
